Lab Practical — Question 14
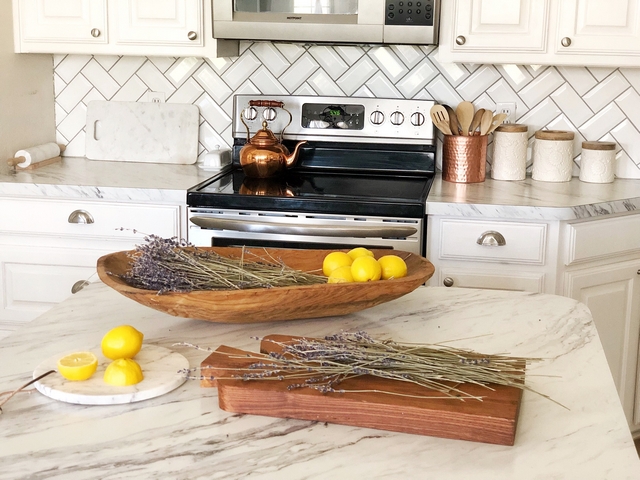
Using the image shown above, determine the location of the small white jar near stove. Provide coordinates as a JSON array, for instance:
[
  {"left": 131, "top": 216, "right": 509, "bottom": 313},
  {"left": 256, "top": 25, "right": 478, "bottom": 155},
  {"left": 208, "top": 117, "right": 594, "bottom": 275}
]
[
  {"left": 532, "top": 130, "right": 575, "bottom": 182},
  {"left": 579, "top": 141, "right": 616, "bottom": 184},
  {"left": 491, "top": 124, "right": 528, "bottom": 181}
]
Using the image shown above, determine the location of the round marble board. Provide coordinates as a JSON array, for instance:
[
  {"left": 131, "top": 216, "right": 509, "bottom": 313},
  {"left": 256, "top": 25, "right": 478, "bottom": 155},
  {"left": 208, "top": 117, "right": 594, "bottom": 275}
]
[{"left": 33, "top": 345, "right": 189, "bottom": 405}]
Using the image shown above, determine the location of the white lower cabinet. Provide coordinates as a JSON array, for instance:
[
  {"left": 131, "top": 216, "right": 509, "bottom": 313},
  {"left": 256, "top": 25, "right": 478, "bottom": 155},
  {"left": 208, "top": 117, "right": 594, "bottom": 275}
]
[
  {"left": 0, "top": 196, "right": 182, "bottom": 337},
  {"left": 427, "top": 212, "right": 640, "bottom": 433}
]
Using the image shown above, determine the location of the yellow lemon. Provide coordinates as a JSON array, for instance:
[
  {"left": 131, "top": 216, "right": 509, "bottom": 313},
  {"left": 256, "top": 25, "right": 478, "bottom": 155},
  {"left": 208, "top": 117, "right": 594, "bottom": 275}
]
[
  {"left": 351, "top": 256, "right": 382, "bottom": 282},
  {"left": 103, "top": 358, "right": 144, "bottom": 386},
  {"left": 327, "top": 265, "right": 354, "bottom": 284},
  {"left": 378, "top": 255, "right": 408, "bottom": 280},
  {"left": 101, "top": 325, "right": 144, "bottom": 360},
  {"left": 322, "top": 251, "right": 353, "bottom": 276},
  {"left": 57, "top": 352, "right": 98, "bottom": 381},
  {"left": 347, "top": 247, "right": 375, "bottom": 260}
]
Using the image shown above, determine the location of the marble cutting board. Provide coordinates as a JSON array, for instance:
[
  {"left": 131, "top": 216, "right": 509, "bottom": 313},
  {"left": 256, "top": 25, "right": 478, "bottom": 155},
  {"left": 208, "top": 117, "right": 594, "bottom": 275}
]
[
  {"left": 33, "top": 345, "right": 189, "bottom": 405},
  {"left": 85, "top": 101, "right": 199, "bottom": 164}
]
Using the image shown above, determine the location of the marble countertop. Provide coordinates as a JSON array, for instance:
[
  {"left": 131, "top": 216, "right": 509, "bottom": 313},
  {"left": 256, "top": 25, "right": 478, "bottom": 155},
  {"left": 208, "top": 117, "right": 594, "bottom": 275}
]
[
  {"left": 1, "top": 157, "right": 640, "bottom": 219},
  {"left": 1, "top": 283, "right": 638, "bottom": 479}
]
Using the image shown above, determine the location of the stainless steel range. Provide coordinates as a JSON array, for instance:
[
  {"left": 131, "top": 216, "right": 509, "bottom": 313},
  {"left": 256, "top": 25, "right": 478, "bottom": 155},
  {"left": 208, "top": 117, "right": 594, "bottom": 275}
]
[{"left": 187, "top": 95, "right": 436, "bottom": 255}]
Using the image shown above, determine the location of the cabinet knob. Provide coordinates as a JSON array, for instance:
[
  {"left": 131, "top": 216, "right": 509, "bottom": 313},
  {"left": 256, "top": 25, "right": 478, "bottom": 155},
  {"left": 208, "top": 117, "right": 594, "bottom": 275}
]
[
  {"left": 188, "top": 31, "right": 198, "bottom": 41},
  {"left": 68, "top": 210, "right": 94, "bottom": 224},
  {"left": 443, "top": 277, "right": 454, "bottom": 287},
  {"left": 561, "top": 37, "right": 572, "bottom": 47},
  {"left": 91, "top": 28, "right": 101, "bottom": 38},
  {"left": 455, "top": 35, "right": 466, "bottom": 46},
  {"left": 476, "top": 230, "right": 506, "bottom": 247},
  {"left": 71, "top": 280, "right": 90, "bottom": 294},
  {"left": 637, "top": 269, "right": 640, "bottom": 275}
]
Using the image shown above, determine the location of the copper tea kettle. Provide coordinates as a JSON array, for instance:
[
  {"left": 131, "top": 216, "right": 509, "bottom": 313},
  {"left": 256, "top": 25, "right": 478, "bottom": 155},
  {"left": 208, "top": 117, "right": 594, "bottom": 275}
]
[{"left": 239, "top": 100, "right": 307, "bottom": 178}]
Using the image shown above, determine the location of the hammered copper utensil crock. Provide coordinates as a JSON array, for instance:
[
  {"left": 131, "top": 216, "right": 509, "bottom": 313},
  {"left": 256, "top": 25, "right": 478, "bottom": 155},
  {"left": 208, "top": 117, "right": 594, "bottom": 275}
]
[{"left": 442, "top": 134, "right": 488, "bottom": 183}]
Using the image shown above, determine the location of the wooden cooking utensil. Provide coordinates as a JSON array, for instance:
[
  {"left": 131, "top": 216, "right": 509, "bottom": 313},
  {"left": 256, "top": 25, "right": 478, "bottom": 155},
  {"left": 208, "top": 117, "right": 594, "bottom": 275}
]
[
  {"left": 443, "top": 105, "right": 460, "bottom": 135},
  {"left": 429, "top": 105, "right": 452, "bottom": 135},
  {"left": 456, "top": 101, "right": 475, "bottom": 136},
  {"left": 486, "top": 113, "right": 509, "bottom": 135},
  {"left": 469, "top": 108, "right": 485, "bottom": 136},
  {"left": 480, "top": 110, "right": 494, "bottom": 136}
]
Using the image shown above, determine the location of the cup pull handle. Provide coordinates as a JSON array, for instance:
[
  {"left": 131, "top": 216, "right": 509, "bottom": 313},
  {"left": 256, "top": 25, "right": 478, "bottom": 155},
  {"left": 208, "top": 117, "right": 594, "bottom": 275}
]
[
  {"left": 476, "top": 231, "right": 506, "bottom": 246},
  {"left": 68, "top": 210, "right": 94, "bottom": 224}
]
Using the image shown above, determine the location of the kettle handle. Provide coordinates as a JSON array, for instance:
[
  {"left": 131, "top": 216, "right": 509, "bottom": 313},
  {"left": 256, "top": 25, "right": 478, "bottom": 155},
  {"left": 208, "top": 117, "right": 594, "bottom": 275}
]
[{"left": 241, "top": 100, "right": 294, "bottom": 144}]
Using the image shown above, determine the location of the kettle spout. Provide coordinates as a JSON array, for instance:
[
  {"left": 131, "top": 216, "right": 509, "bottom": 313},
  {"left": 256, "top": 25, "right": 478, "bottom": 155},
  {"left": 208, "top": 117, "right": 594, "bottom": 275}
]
[{"left": 284, "top": 140, "right": 308, "bottom": 168}]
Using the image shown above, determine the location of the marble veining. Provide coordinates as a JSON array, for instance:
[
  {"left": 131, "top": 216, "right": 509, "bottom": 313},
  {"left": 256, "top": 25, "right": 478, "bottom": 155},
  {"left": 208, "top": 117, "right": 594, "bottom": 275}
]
[{"left": 0, "top": 283, "right": 637, "bottom": 479}]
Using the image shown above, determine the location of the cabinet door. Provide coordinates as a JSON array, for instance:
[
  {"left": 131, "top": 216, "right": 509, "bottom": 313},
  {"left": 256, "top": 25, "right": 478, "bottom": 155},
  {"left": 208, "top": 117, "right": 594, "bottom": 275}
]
[
  {"left": 17, "top": 0, "right": 107, "bottom": 44},
  {"left": 557, "top": 0, "right": 640, "bottom": 55},
  {"left": 565, "top": 262, "right": 640, "bottom": 427},
  {"left": 451, "top": 0, "right": 550, "bottom": 52},
  {"left": 115, "top": 0, "right": 203, "bottom": 46}
]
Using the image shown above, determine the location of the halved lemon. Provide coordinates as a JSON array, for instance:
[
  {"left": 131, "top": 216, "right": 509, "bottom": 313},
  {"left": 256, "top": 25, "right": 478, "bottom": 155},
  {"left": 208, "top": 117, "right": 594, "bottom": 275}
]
[
  {"left": 103, "top": 358, "right": 144, "bottom": 386},
  {"left": 57, "top": 352, "right": 98, "bottom": 381}
]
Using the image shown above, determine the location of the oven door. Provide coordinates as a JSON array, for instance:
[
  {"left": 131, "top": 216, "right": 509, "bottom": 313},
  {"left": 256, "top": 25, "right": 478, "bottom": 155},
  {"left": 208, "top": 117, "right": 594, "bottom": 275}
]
[{"left": 189, "top": 208, "right": 423, "bottom": 255}]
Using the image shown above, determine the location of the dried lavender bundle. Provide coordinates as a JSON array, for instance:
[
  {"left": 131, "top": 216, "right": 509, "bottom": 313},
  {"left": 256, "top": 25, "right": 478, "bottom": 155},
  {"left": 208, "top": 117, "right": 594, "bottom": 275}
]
[
  {"left": 120, "top": 235, "right": 326, "bottom": 293},
  {"left": 180, "top": 331, "right": 562, "bottom": 406}
]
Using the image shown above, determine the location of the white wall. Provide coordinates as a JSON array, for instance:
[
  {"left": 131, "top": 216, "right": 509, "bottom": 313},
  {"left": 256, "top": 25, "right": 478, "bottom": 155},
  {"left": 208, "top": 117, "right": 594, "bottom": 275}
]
[{"left": 0, "top": 2, "right": 55, "bottom": 164}]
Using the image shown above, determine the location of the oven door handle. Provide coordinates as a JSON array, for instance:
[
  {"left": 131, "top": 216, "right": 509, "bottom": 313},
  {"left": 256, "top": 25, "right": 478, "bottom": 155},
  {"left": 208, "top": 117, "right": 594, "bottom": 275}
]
[{"left": 189, "top": 217, "right": 418, "bottom": 238}]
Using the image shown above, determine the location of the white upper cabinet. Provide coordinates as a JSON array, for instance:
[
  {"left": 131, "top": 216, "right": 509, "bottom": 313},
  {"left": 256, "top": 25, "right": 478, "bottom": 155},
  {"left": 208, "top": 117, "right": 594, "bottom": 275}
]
[
  {"left": 439, "top": 0, "right": 640, "bottom": 66},
  {"left": 556, "top": 0, "right": 640, "bottom": 55},
  {"left": 114, "top": 0, "right": 203, "bottom": 47},
  {"left": 17, "top": 0, "right": 107, "bottom": 44},
  {"left": 451, "top": 0, "right": 550, "bottom": 53},
  {"left": 13, "top": 0, "right": 239, "bottom": 57}
]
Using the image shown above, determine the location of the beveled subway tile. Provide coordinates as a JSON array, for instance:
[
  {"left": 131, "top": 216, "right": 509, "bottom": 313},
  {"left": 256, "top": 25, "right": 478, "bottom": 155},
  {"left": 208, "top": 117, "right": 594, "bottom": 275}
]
[
  {"left": 308, "top": 70, "right": 344, "bottom": 96},
  {"left": 94, "top": 55, "right": 119, "bottom": 71},
  {"left": 168, "top": 77, "right": 204, "bottom": 104},
  {"left": 249, "top": 66, "right": 290, "bottom": 95},
  {"left": 456, "top": 65, "right": 501, "bottom": 102},
  {"left": 309, "top": 45, "right": 348, "bottom": 80},
  {"left": 221, "top": 52, "right": 261, "bottom": 90},
  {"left": 368, "top": 47, "right": 408, "bottom": 82},
  {"left": 396, "top": 59, "right": 437, "bottom": 99},
  {"left": 148, "top": 57, "right": 177, "bottom": 73},
  {"left": 334, "top": 45, "right": 365, "bottom": 66},
  {"left": 517, "top": 97, "right": 562, "bottom": 133},
  {"left": 551, "top": 84, "right": 593, "bottom": 128},
  {"left": 391, "top": 44, "right": 425, "bottom": 69},
  {"left": 615, "top": 151, "right": 640, "bottom": 178},
  {"left": 108, "top": 56, "right": 146, "bottom": 85},
  {"left": 579, "top": 103, "right": 626, "bottom": 140},
  {"left": 55, "top": 55, "right": 92, "bottom": 83},
  {"left": 365, "top": 72, "right": 402, "bottom": 99},
  {"left": 336, "top": 56, "right": 377, "bottom": 96},
  {"left": 81, "top": 59, "right": 120, "bottom": 99},
  {"left": 194, "top": 64, "right": 232, "bottom": 104},
  {"left": 557, "top": 66, "right": 597, "bottom": 96},
  {"left": 620, "top": 68, "right": 640, "bottom": 94},
  {"left": 583, "top": 71, "right": 630, "bottom": 112},
  {"left": 166, "top": 57, "right": 204, "bottom": 87},
  {"left": 57, "top": 102, "right": 87, "bottom": 142},
  {"left": 252, "top": 42, "right": 290, "bottom": 77},
  {"left": 274, "top": 43, "right": 306, "bottom": 63},
  {"left": 279, "top": 53, "right": 319, "bottom": 93},
  {"left": 485, "top": 79, "right": 528, "bottom": 119},
  {"left": 495, "top": 64, "right": 533, "bottom": 91},
  {"left": 136, "top": 61, "right": 176, "bottom": 95},
  {"left": 425, "top": 75, "right": 462, "bottom": 107},
  {"left": 294, "top": 83, "right": 319, "bottom": 96},
  {"left": 56, "top": 74, "right": 93, "bottom": 112},
  {"left": 430, "top": 54, "right": 469, "bottom": 87},
  {"left": 199, "top": 121, "right": 227, "bottom": 152},
  {"left": 54, "top": 73, "right": 67, "bottom": 99},
  {"left": 518, "top": 68, "right": 565, "bottom": 108},
  {"left": 615, "top": 89, "right": 640, "bottom": 131},
  {"left": 111, "top": 76, "right": 147, "bottom": 102},
  {"left": 196, "top": 93, "right": 232, "bottom": 133},
  {"left": 611, "top": 119, "right": 640, "bottom": 166},
  {"left": 587, "top": 67, "right": 617, "bottom": 82}
]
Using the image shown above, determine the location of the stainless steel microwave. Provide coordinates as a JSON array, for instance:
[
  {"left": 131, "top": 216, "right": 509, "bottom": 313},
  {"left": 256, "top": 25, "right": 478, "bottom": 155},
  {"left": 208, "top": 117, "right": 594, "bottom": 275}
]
[{"left": 212, "top": 0, "right": 440, "bottom": 45}]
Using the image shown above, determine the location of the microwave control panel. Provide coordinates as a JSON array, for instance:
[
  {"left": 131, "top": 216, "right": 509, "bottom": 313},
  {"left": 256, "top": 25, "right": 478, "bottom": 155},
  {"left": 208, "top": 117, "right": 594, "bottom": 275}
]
[{"left": 385, "top": 0, "right": 436, "bottom": 26}]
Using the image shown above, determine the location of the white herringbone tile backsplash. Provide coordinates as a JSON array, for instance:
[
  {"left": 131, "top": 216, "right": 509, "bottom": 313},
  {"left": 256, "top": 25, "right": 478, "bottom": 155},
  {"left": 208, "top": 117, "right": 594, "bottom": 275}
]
[{"left": 54, "top": 43, "right": 640, "bottom": 177}]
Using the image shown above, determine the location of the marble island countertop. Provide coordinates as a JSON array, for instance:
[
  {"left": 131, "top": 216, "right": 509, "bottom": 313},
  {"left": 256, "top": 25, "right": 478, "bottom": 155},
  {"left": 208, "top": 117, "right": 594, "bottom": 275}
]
[
  {"left": 1, "top": 283, "right": 638, "bottom": 479},
  {"left": 1, "top": 157, "right": 640, "bottom": 220}
]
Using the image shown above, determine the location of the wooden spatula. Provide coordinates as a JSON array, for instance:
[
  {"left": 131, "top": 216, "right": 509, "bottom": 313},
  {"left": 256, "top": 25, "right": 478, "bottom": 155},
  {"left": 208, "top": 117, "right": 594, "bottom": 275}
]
[
  {"left": 443, "top": 105, "right": 460, "bottom": 135},
  {"left": 469, "top": 108, "right": 485, "bottom": 136},
  {"left": 456, "top": 101, "right": 474, "bottom": 136},
  {"left": 486, "top": 113, "right": 508, "bottom": 135},
  {"left": 429, "top": 105, "right": 452, "bottom": 135},
  {"left": 480, "top": 110, "right": 494, "bottom": 136}
]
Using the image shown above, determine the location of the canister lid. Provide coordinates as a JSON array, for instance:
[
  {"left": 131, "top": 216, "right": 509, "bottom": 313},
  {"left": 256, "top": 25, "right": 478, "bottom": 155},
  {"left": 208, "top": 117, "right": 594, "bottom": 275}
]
[
  {"left": 534, "top": 130, "right": 574, "bottom": 141},
  {"left": 582, "top": 141, "right": 616, "bottom": 151},
  {"left": 495, "top": 124, "right": 528, "bottom": 133}
]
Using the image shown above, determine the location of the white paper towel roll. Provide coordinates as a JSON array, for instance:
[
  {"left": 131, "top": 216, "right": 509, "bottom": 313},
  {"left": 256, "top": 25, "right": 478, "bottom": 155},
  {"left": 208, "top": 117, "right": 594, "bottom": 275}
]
[{"left": 12, "top": 143, "right": 61, "bottom": 168}]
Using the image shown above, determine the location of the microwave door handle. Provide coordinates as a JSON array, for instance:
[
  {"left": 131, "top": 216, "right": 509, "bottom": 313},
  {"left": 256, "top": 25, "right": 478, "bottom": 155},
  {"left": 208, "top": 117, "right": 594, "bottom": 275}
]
[{"left": 189, "top": 216, "right": 417, "bottom": 238}]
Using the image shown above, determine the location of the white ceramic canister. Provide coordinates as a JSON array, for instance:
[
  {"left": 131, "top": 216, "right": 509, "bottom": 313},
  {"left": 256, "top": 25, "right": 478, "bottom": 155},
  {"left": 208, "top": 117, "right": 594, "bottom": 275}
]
[
  {"left": 532, "top": 130, "right": 575, "bottom": 182},
  {"left": 491, "top": 124, "right": 528, "bottom": 181},
  {"left": 579, "top": 141, "right": 616, "bottom": 184}
]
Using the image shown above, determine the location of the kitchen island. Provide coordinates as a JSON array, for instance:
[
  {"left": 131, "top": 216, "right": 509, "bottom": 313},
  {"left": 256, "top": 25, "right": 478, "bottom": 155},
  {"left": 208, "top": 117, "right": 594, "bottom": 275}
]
[{"left": 1, "top": 283, "right": 638, "bottom": 479}]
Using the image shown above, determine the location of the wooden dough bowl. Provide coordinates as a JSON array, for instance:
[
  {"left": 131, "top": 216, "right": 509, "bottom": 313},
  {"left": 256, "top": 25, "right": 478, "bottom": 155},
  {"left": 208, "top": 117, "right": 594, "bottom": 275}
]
[{"left": 97, "top": 247, "right": 435, "bottom": 323}]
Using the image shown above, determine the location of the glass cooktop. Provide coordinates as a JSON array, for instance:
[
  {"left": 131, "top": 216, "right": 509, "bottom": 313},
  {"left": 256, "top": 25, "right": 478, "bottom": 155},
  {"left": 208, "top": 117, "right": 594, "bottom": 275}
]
[{"left": 187, "top": 168, "right": 433, "bottom": 218}]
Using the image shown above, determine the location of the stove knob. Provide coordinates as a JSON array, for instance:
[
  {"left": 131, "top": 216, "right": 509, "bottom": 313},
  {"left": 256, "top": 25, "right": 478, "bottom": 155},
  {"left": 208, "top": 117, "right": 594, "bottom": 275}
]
[
  {"left": 390, "top": 111, "right": 405, "bottom": 126},
  {"left": 263, "top": 107, "right": 277, "bottom": 121},
  {"left": 243, "top": 106, "right": 258, "bottom": 121},
  {"left": 411, "top": 111, "right": 425, "bottom": 126},
  {"left": 370, "top": 110, "right": 385, "bottom": 125}
]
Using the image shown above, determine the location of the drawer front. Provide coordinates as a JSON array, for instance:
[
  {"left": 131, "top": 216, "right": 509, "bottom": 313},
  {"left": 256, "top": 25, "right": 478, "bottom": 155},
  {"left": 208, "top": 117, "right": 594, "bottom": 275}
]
[
  {"left": 438, "top": 219, "right": 547, "bottom": 265},
  {"left": 0, "top": 197, "right": 179, "bottom": 239},
  {"left": 566, "top": 215, "right": 640, "bottom": 265}
]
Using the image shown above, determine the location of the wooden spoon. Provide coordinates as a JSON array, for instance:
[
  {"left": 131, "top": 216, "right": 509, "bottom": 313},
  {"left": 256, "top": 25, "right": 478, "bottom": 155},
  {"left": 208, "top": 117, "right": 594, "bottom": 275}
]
[
  {"left": 429, "top": 105, "right": 452, "bottom": 135},
  {"left": 456, "top": 101, "right": 474, "bottom": 136},
  {"left": 469, "top": 108, "right": 485, "bottom": 136},
  {"left": 486, "top": 113, "right": 508, "bottom": 135},
  {"left": 480, "top": 110, "right": 494, "bottom": 136},
  {"left": 443, "top": 105, "right": 460, "bottom": 135}
]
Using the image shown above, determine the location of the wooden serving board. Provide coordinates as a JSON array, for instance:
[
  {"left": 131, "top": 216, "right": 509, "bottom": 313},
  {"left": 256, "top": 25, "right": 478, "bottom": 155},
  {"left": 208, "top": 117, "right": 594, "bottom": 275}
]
[{"left": 201, "top": 335, "right": 524, "bottom": 446}]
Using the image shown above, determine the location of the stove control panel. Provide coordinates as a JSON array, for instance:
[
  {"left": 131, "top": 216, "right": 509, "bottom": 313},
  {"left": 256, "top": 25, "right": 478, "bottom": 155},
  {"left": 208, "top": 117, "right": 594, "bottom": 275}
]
[{"left": 233, "top": 95, "right": 436, "bottom": 145}]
